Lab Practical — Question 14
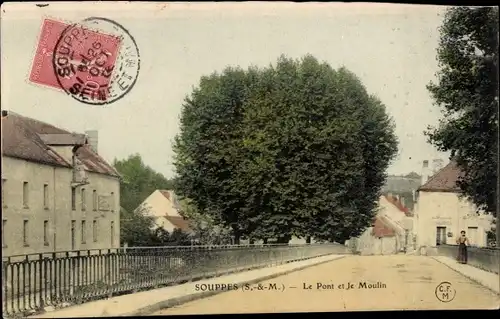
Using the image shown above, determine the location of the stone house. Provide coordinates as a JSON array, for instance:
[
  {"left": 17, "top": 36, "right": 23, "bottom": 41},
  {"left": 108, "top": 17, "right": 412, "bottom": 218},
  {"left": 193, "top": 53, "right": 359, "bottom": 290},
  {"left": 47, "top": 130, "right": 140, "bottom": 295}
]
[{"left": 1, "top": 110, "right": 120, "bottom": 257}]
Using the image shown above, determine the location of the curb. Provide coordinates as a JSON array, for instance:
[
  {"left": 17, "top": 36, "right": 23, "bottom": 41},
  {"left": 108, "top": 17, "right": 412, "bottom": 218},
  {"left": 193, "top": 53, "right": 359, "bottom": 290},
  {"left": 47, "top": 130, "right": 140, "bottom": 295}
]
[
  {"left": 125, "top": 255, "right": 348, "bottom": 316},
  {"left": 430, "top": 257, "right": 500, "bottom": 295}
]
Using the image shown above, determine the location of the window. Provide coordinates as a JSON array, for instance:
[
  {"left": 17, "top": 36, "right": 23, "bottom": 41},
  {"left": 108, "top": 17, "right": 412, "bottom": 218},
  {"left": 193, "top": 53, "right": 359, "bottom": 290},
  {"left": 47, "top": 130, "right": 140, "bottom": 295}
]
[
  {"left": 2, "top": 179, "right": 6, "bottom": 207},
  {"left": 93, "top": 190, "right": 97, "bottom": 211},
  {"left": 93, "top": 220, "right": 98, "bottom": 242},
  {"left": 23, "top": 182, "right": 29, "bottom": 208},
  {"left": 81, "top": 189, "right": 86, "bottom": 211},
  {"left": 43, "top": 184, "right": 49, "bottom": 209},
  {"left": 43, "top": 220, "right": 49, "bottom": 246},
  {"left": 110, "top": 221, "right": 114, "bottom": 246},
  {"left": 111, "top": 192, "right": 115, "bottom": 212},
  {"left": 81, "top": 220, "right": 86, "bottom": 244},
  {"left": 23, "top": 220, "right": 29, "bottom": 247},
  {"left": 2, "top": 220, "right": 6, "bottom": 247},
  {"left": 436, "top": 227, "right": 446, "bottom": 246},
  {"left": 71, "top": 188, "right": 76, "bottom": 210}
]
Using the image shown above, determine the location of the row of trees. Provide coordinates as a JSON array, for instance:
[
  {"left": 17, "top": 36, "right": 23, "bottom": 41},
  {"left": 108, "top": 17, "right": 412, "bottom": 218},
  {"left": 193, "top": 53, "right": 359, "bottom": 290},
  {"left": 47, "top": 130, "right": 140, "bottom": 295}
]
[
  {"left": 426, "top": 7, "right": 499, "bottom": 242},
  {"left": 173, "top": 55, "right": 399, "bottom": 244}
]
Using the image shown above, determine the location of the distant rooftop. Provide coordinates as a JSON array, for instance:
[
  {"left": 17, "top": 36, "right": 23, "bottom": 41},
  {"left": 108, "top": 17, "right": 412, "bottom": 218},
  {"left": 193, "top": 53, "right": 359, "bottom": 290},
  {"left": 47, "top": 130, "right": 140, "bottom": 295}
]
[
  {"left": 382, "top": 175, "right": 421, "bottom": 193},
  {"left": 418, "top": 161, "right": 462, "bottom": 193}
]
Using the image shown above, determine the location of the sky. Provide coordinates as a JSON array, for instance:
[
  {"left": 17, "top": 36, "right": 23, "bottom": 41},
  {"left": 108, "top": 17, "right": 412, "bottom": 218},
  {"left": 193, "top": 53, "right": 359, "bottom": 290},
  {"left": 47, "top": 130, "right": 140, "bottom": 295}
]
[{"left": 1, "top": 2, "right": 452, "bottom": 179}]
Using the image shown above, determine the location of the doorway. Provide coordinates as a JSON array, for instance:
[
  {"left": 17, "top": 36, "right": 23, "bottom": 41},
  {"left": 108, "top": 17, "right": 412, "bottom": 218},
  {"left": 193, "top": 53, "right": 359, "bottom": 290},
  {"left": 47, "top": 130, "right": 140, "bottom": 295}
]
[{"left": 436, "top": 226, "right": 446, "bottom": 245}]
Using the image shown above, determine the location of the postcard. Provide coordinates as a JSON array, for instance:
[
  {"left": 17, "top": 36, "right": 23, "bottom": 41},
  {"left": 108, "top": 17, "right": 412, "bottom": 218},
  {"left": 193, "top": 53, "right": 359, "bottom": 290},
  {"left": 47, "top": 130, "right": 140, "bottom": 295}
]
[{"left": 1, "top": 2, "right": 498, "bottom": 317}]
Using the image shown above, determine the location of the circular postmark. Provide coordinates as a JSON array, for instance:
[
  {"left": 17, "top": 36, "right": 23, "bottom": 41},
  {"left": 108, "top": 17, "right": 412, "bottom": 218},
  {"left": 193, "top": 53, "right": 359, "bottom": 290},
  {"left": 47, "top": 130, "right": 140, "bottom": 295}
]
[
  {"left": 435, "top": 281, "right": 456, "bottom": 302},
  {"left": 52, "top": 17, "right": 140, "bottom": 105}
]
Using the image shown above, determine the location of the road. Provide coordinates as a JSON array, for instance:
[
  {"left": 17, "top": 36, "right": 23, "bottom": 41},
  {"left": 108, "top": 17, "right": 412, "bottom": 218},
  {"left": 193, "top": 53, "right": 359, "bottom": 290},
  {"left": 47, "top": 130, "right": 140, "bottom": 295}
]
[{"left": 153, "top": 255, "right": 499, "bottom": 314}]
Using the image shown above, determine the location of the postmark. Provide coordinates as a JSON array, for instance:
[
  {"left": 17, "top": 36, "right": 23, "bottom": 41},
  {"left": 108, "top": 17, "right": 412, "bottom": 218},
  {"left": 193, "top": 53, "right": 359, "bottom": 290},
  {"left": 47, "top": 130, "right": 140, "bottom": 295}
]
[
  {"left": 29, "top": 17, "right": 140, "bottom": 105},
  {"left": 435, "top": 281, "right": 456, "bottom": 302}
]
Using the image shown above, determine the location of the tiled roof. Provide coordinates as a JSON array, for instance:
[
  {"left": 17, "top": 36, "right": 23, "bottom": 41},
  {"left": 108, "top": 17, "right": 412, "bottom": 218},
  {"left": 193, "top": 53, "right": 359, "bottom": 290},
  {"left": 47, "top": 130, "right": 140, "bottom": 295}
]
[
  {"left": 383, "top": 194, "right": 412, "bottom": 217},
  {"left": 371, "top": 216, "right": 396, "bottom": 238},
  {"left": 418, "top": 161, "right": 462, "bottom": 193},
  {"left": 165, "top": 216, "right": 193, "bottom": 233},
  {"left": 1, "top": 111, "right": 119, "bottom": 177}
]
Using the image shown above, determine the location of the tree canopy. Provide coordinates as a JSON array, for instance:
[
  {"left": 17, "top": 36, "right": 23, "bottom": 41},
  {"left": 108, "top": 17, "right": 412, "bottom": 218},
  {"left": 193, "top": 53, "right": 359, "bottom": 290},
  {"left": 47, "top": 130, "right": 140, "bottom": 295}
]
[
  {"left": 174, "top": 54, "right": 398, "bottom": 244},
  {"left": 426, "top": 7, "right": 498, "bottom": 216}
]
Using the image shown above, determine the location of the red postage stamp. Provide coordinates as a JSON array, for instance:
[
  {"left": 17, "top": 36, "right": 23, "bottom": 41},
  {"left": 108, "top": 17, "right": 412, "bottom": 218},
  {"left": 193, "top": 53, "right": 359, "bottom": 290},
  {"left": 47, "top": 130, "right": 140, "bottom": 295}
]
[
  {"left": 29, "top": 17, "right": 140, "bottom": 105},
  {"left": 30, "top": 18, "right": 121, "bottom": 92}
]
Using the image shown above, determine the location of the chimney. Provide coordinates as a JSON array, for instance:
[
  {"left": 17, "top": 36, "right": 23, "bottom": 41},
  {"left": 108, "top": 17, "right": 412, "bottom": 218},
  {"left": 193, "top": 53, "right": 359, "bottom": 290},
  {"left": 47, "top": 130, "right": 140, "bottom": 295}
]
[
  {"left": 421, "top": 160, "right": 431, "bottom": 185},
  {"left": 85, "top": 130, "right": 98, "bottom": 154}
]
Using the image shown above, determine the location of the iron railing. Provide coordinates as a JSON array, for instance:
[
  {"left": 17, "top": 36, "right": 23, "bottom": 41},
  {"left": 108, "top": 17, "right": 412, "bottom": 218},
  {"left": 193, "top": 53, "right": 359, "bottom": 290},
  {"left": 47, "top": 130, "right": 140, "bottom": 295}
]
[
  {"left": 2, "top": 243, "right": 349, "bottom": 316},
  {"left": 436, "top": 244, "right": 500, "bottom": 274}
]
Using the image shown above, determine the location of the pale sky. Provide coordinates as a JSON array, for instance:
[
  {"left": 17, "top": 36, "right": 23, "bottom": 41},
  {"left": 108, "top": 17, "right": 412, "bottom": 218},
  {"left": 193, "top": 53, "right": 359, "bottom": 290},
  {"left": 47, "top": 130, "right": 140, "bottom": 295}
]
[{"left": 1, "top": 2, "right": 451, "bottom": 179}]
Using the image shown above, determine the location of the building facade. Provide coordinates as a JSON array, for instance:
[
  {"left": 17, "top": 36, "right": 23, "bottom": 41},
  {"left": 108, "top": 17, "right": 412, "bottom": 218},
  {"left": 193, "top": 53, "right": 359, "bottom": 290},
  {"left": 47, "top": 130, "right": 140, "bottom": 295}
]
[
  {"left": 415, "top": 160, "right": 493, "bottom": 250},
  {"left": 1, "top": 111, "right": 121, "bottom": 257}
]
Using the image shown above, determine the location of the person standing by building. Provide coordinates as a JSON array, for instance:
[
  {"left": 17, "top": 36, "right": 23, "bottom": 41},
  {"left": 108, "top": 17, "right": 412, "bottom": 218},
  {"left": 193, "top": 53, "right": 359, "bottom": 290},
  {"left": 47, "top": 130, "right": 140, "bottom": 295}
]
[{"left": 456, "top": 230, "right": 469, "bottom": 264}]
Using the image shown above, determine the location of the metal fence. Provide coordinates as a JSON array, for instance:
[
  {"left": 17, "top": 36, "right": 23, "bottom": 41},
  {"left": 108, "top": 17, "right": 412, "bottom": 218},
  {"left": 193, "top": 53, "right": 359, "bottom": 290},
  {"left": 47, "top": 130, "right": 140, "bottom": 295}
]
[
  {"left": 436, "top": 244, "right": 500, "bottom": 274},
  {"left": 2, "top": 243, "right": 349, "bottom": 316}
]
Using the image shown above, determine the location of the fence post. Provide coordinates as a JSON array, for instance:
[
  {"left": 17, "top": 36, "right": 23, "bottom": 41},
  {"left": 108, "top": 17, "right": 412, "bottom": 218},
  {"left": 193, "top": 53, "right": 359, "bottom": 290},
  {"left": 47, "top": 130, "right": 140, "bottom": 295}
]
[
  {"left": 52, "top": 252, "right": 57, "bottom": 302},
  {"left": 4, "top": 257, "right": 10, "bottom": 313},
  {"left": 35, "top": 254, "right": 43, "bottom": 309}
]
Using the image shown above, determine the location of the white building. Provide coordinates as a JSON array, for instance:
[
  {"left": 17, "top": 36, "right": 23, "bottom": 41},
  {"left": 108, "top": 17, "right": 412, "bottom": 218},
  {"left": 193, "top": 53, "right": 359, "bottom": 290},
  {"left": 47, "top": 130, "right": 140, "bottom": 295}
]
[
  {"left": 415, "top": 160, "right": 493, "bottom": 250},
  {"left": 1, "top": 111, "right": 121, "bottom": 257},
  {"left": 136, "top": 189, "right": 193, "bottom": 234}
]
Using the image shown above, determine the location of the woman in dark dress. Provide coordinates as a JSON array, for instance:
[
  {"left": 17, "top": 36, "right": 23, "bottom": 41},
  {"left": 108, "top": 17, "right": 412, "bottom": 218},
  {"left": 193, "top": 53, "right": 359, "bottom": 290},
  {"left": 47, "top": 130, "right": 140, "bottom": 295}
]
[{"left": 456, "top": 230, "right": 469, "bottom": 264}]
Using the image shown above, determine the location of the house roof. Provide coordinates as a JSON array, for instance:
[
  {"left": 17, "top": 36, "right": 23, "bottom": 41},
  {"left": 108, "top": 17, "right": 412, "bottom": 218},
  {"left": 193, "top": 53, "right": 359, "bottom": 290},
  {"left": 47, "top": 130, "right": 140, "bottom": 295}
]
[
  {"left": 1, "top": 111, "right": 119, "bottom": 177},
  {"left": 383, "top": 194, "right": 412, "bottom": 217},
  {"left": 164, "top": 216, "right": 193, "bottom": 233},
  {"left": 382, "top": 175, "right": 421, "bottom": 193},
  {"left": 418, "top": 161, "right": 462, "bottom": 193},
  {"left": 371, "top": 215, "right": 396, "bottom": 238}
]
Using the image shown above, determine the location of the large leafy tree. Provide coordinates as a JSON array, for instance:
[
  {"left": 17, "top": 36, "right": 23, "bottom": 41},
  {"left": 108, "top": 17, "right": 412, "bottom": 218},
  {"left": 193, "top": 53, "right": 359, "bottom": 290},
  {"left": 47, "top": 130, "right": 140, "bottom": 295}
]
[
  {"left": 426, "top": 7, "right": 498, "bottom": 228},
  {"left": 173, "top": 68, "right": 251, "bottom": 242},
  {"left": 174, "top": 54, "right": 398, "bottom": 244}
]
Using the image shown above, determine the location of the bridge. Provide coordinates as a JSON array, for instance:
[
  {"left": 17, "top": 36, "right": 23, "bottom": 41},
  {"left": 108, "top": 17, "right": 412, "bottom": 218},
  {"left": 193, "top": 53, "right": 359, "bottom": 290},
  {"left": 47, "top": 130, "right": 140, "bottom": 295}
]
[{"left": 2, "top": 244, "right": 498, "bottom": 317}]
